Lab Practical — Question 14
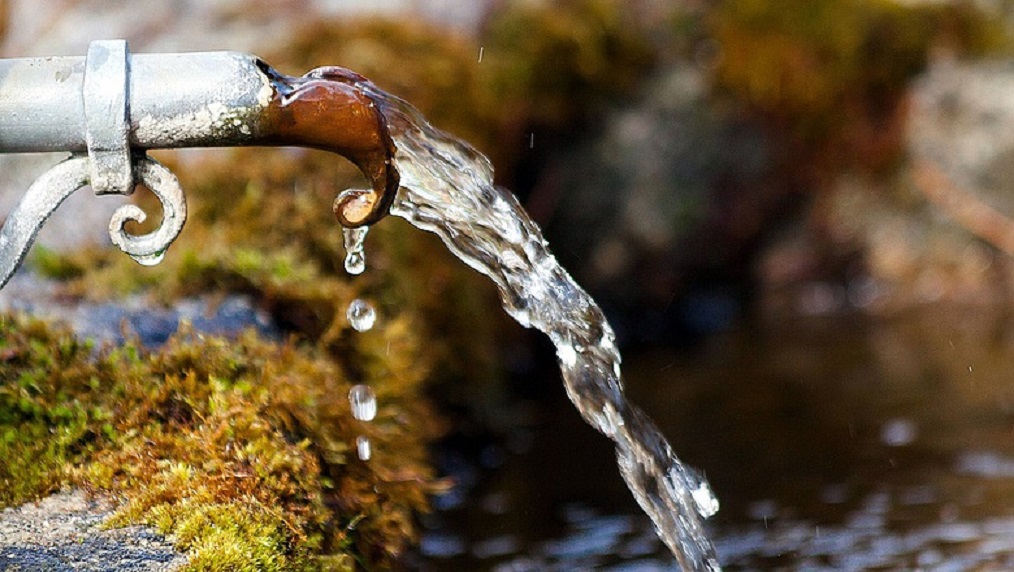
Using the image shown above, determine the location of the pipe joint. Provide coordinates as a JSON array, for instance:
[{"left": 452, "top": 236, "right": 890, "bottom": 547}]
[{"left": 83, "top": 39, "right": 131, "bottom": 195}]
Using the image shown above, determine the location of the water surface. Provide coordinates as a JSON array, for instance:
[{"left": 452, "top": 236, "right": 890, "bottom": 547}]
[{"left": 418, "top": 306, "right": 1014, "bottom": 570}]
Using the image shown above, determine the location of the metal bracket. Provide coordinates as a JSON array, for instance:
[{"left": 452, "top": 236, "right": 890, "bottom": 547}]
[
  {"left": 0, "top": 39, "right": 274, "bottom": 290},
  {"left": 83, "top": 39, "right": 133, "bottom": 196}
]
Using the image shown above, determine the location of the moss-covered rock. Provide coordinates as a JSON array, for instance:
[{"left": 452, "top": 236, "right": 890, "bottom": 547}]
[{"left": 0, "top": 312, "right": 445, "bottom": 570}]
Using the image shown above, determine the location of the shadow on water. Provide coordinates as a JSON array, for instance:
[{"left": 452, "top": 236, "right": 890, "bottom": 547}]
[{"left": 420, "top": 304, "right": 1014, "bottom": 570}]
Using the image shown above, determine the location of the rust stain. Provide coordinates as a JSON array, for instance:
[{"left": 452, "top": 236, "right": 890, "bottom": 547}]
[{"left": 258, "top": 64, "right": 399, "bottom": 228}]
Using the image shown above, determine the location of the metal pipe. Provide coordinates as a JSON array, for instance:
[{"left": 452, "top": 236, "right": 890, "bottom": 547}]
[
  {"left": 0, "top": 39, "right": 402, "bottom": 291},
  {"left": 0, "top": 50, "right": 272, "bottom": 153},
  {"left": 0, "top": 41, "right": 399, "bottom": 223}
]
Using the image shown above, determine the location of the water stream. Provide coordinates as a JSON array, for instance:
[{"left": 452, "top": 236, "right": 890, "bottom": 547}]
[{"left": 350, "top": 86, "right": 720, "bottom": 570}]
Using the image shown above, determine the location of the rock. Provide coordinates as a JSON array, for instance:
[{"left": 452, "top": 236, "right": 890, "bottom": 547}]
[
  {"left": 908, "top": 58, "right": 1014, "bottom": 213},
  {"left": 0, "top": 490, "right": 186, "bottom": 571},
  {"left": 0, "top": 271, "right": 278, "bottom": 347}
]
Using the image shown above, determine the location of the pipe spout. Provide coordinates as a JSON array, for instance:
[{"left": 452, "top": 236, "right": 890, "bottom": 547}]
[
  {"left": 258, "top": 64, "right": 400, "bottom": 228},
  {"left": 0, "top": 39, "right": 401, "bottom": 290}
]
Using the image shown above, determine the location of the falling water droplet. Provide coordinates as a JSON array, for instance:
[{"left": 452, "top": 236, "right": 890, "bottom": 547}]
[
  {"left": 348, "top": 384, "right": 377, "bottom": 421},
  {"left": 343, "top": 226, "right": 369, "bottom": 275},
  {"left": 349, "top": 385, "right": 376, "bottom": 462},
  {"left": 345, "top": 252, "right": 365, "bottom": 275},
  {"left": 130, "top": 250, "right": 166, "bottom": 267},
  {"left": 356, "top": 435, "right": 372, "bottom": 461},
  {"left": 346, "top": 299, "right": 377, "bottom": 332}
]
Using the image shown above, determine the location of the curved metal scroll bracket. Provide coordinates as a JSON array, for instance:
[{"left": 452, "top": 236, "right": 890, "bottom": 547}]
[
  {"left": 0, "top": 154, "right": 187, "bottom": 289},
  {"left": 0, "top": 156, "right": 89, "bottom": 290},
  {"left": 108, "top": 156, "right": 187, "bottom": 266}
]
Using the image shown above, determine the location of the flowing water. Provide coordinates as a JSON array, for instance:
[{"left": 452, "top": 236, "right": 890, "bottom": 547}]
[{"left": 350, "top": 86, "right": 720, "bottom": 570}]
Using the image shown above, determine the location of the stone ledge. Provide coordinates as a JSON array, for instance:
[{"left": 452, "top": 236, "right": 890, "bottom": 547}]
[{"left": 0, "top": 490, "right": 186, "bottom": 572}]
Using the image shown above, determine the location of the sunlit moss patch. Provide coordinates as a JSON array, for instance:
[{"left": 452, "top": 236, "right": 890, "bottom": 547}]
[{"left": 1, "top": 313, "right": 446, "bottom": 570}]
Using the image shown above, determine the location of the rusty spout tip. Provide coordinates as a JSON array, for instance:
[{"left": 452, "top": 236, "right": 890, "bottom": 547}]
[
  {"left": 333, "top": 189, "right": 379, "bottom": 228},
  {"left": 259, "top": 63, "right": 401, "bottom": 229}
]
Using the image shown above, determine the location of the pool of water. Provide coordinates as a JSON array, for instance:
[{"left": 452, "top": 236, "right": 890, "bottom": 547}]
[{"left": 418, "top": 305, "right": 1014, "bottom": 570}]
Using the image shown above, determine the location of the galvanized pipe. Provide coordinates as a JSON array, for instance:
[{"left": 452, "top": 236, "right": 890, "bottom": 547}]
[
  {"left": 0, "top": 39, "right": 402, "bottom": 291},
  {"left": 0, "top": 49, "right": 272, "bottom": 153}
]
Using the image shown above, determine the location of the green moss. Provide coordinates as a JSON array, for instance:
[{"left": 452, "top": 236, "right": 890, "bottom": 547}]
[
  {"left": 0, "top": 313, "right": 445, "bottom": 569},
  {"left": 0, "top": 316, "right": 108, "bottom": 507},
  {"left": 134, "top": 500, "right": 293, "bottom": 571},
  {"left": 28, "top": 244, "right": 86, "bottom": 280}
]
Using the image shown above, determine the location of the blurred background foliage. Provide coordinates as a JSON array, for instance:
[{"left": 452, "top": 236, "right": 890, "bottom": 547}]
[
  {"left": 7, "top": 0, "right": 1014, "bottom": 567},
  {"left": 710, "top": 0, "right": 1008, "bottom": 175}
]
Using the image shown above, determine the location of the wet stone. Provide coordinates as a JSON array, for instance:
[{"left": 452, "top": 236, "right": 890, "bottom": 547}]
[
  {"left": 0, "top": 490, "right": 186, "bottom": 572},
  {"left": 0, "top": 272, "right": 278, "bottom": 347}
]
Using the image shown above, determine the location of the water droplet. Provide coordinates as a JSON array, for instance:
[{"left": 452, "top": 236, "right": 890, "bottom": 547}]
[
  {"left": 345, "top": 252, "right": 365, "bottom": 275},
  {"left": 346, "top": 299, "right": 377, "bottom": 332},
  {"left": 356, "top": 435, "right": 372, "bottom": 461},
  {"left": 130, "top": 250, "right": 166, "bottom": 267},
  {"left": 343, "top": 226, "right": 369, "bottom": 275},
  {"left": 348, "top": 384, "right": 377, "bottom": 421}
]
